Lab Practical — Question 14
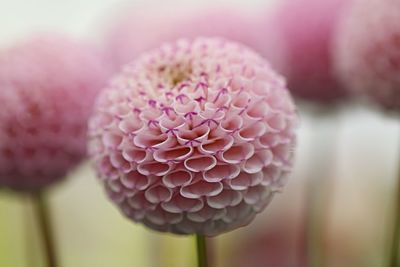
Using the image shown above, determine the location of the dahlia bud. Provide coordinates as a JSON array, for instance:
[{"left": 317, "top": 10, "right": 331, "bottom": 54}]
[
  {"left": 89, "top": 38, "right": 298, "bottom": 236},
  {"left": 274, "top": 0, "right": 348, "bottom": 102},
  {"left": 104, "top": 5, "right": 284, "bottom": 72},
  {"left": 0, "top": 34, "right": 110, "bottom": 191},
  {"left": 334, "top": 0, "right": 400, "bottom": 111}
]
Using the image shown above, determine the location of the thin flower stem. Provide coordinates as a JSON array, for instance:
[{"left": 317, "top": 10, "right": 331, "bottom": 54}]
[
  {"left": 25, "top": 199, "right": 37, "bottom": 267},
  {"left": 32, "top": 191, "right": 57, "bottom": 267},
  {"left": 196, "top": 234, "right": 208, "bottom": 267},
  {"left": 389, "top": 153, "right": 400, "bottom": 267}
]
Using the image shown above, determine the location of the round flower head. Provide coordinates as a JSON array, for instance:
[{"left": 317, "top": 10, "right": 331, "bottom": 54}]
[
  {"left": 334, "top": 0, "right": 400, "bottom": 111},
  {"left": 89, "top": 38, "right": 298, "bottom": 236},
  {"left": 105, "top": 5, "right": 284, "bottom": 72},
  {"left": 274, "top": 0, "right": 348, "bottom": 102},
  {"left": 0, "top": 34, "right": 110, "bottom": 191}
]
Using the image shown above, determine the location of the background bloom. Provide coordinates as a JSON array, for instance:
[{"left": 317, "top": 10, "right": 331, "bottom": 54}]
[
  {"left": 104, "top": 4, "right": 284, "bottom": 72},
  {"left": 89, "top": 38, "right": 298, "bottom": 236},
  {"left": 0, "top": 34, "right": 110, "bottom": 191},
  {"left": 334, "top": 0, "right": 400, "bottom": 111},
  {"left": 273, "top": 0, "right": 348, "bottom": 103}
]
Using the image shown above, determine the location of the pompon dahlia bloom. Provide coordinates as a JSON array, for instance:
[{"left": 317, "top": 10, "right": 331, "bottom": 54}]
[
  {"left": 334, "top": 0, "right": 400, "bottom": 111},
  {"left": 274, "top": 0, "right": 348, "bottom": 102},
  {"left": 89, "top": 38, "right": 298, "bottom": 236},
  {"left": 0, "top": 34, "right": 110, "bottom": 191},
  {"left": 104, "top": 5, "right": 284, "bottom": 72}
]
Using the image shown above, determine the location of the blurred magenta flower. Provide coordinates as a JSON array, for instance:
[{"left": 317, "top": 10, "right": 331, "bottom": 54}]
[
  {"left": 89, "top": 38, "right": 298, "bottom": 236},
  {"left": 0, "top": 34, "right": 110, "bottom": 191},
  {"left": 334, "top": 0, "right": 400, "bottom": 111},
  {"left": 104, "top": 5, "right": 284, "bottom": 72},
  {"left": 274, "top": 0, "right": 349, "bottom": 103}
]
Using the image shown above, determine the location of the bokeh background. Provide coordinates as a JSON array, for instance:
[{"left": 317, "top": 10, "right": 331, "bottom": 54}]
[{"left": 0, "top": 0, "right": 399, "bottom": 266}]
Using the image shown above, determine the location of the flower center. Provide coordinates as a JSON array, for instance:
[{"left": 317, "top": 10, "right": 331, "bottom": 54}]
[{"left": 158, "top": 63, "right": 193, "bottom": 87}]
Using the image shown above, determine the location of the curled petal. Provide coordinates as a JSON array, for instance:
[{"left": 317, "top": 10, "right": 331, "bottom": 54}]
[
  {"left": 244, "top": 185, "right": 271, "bottom": 205},
  {"left": 184, "top": 155, "right": 217, "bottom": 172},
  {"left": 203, "top": 164, "right": 240, "bottom": 182},
  {"left": 219, "top": 114, "right": 243, "bottom": 134},
  {"left": 122, "top": 146, "right": 148, "bottom": 164},
  {"left": 219, "top": 143, "right": 254, "bottom": 164},
  {"left": 144, "top": 184, "right": 173, "bottom": 204},
  {"left": 134, "top": 131, "right": 175, "bottom": 149},
  {"left": 250, "top": 80, "right": 270, "bottom": 97},
  {"left": 174, "top": 100, "right": 200, "bottom": 116},
  {"left": 106, "top": 178, "right": 122, "bottom": 193},
  {"left": 265, "top": 113, "right": 287, "bottom": 132},
  {"left": 223, "top": 202, "right": 253, "bottom": 224},
  {"left": 92, "top": 112, "right": 113, "bottom": 129},
  {"left": 127, "top": 192, "right": 157, "bottom": 210},
  {"left": 161, "top": 194, "right": 204, "bottom": 213},
  {"left": 266, "top": 89, "right": 291, "bottom": 112},
  {"left": 109, "top": 104, "right": 131, "bottom": 117},
  {"left": 187, "top": 204, "right": 226, "bottom": 223},
  {"left": 159, "top": 114, "right": 185, "bottom": 134},
  {"left": 272, "top": 144, "right": 292, "bottom": 163},
  {"left": 240, "top": 111, "right": 263, "bottom": 126},
  {"left": 109, "top": 152, "right": 132, "bottom": 173},
  {"left": 229, "top": 76, "right": 245, "bottom": 93},
  {"left": 199, "top": 136, "right": 234, "bottom": 155},
  {"left": 153, "top": 145, "right": 193, "bottom": 163},
  {"left": 120, "top": 171, "right": 153, "bottom": 190},
  {"left": 162, "top": 169, "right": 193, "bottom": 188},
  {"left": 102, "top": 131, "right": 123, "bottom": 148},
  {"left": 118, "top": 114, "right": 143, "bottom": 134},
  {"left": 105, "top": 183, "right": 125, "bottom": 204},
  {"left": 256, "top": 132, "right": 290, "bottom": 149},
  {"left": 228, "top": 172, "right": 263, "bottom": 190},
  {"left": 261, "top": 165, "right": 282, "bottom": 187},
  {"left": 199, "top": 107, "right": 225, "bottom": 126},
  {"left": 137, "top": 161, "right": 172, "bottom": 176},
  {"left": 96, "top": 156, "right": 118, "bottom": 180},
  {"left": 145, "top": 206, "right": 183, "bottom": 225},
  {"left": 139, "top": 107, "right": 163, "bottom": 122},
  {"left": 230, "top": 92, "right": 251, "bottom": 114},
  {"left": 242, "top": 150, "right": 273, "bottom": 174},
  {"left": 236, "top": 121, "right": 266, "bottom": 142},
  {"left": 209, "top": 90, "right": 231, "bottom": 108},
  {"left": 181, "top": 180, "right": 223, "bottom": 199},
  {"left": 177, "top": 124, "right": 210, "bottom": 147},
  {"left": 207, "top": 189, "right": 243, "bottom": 209},
  {"left": 245, "top": 100, "right": 269, "bottom": 120}
]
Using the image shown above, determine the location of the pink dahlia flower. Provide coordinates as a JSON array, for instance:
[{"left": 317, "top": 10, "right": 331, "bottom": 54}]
[
  {"left": 89, "top": 38, "right": 298, "bottom": 235},
  {"left": 334, "top": 0, "right": 400, "bottom": 111},
  {"left": 104, "top": 5, "right": 284, "bottom": 72},
  {"left": 274, "top": 0, "right": 348, "bottom": 102},
  {"left": 0, "top": 34, "right": 110, "bottom": 191}
]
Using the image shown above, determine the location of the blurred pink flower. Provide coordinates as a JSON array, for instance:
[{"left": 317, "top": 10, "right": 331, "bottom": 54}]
[
  {"left": 104, "top": 5, "right": 284, "bottom": 72},
  {"left": 0, "top": 34, "right": 110, "bottom": 191},
  {"left": 334, "top": 0, "right": 400, "bottom": 111},
  {"left": 274, "top": 0, "right": 349, "bottom": 103},
  {"left": 89, "top": 38, "right": 298, "bottom": 236}
]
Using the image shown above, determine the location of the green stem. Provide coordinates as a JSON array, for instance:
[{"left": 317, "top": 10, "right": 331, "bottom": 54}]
[
  {"left": 32, "top": 191, "right": 57, "bottom": 267},
  {"left": 389, "top": 156, "right": 400, "bottom": 267},
  {"left": 195, "top": 234, "right": 208, "bottom": 267}
]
